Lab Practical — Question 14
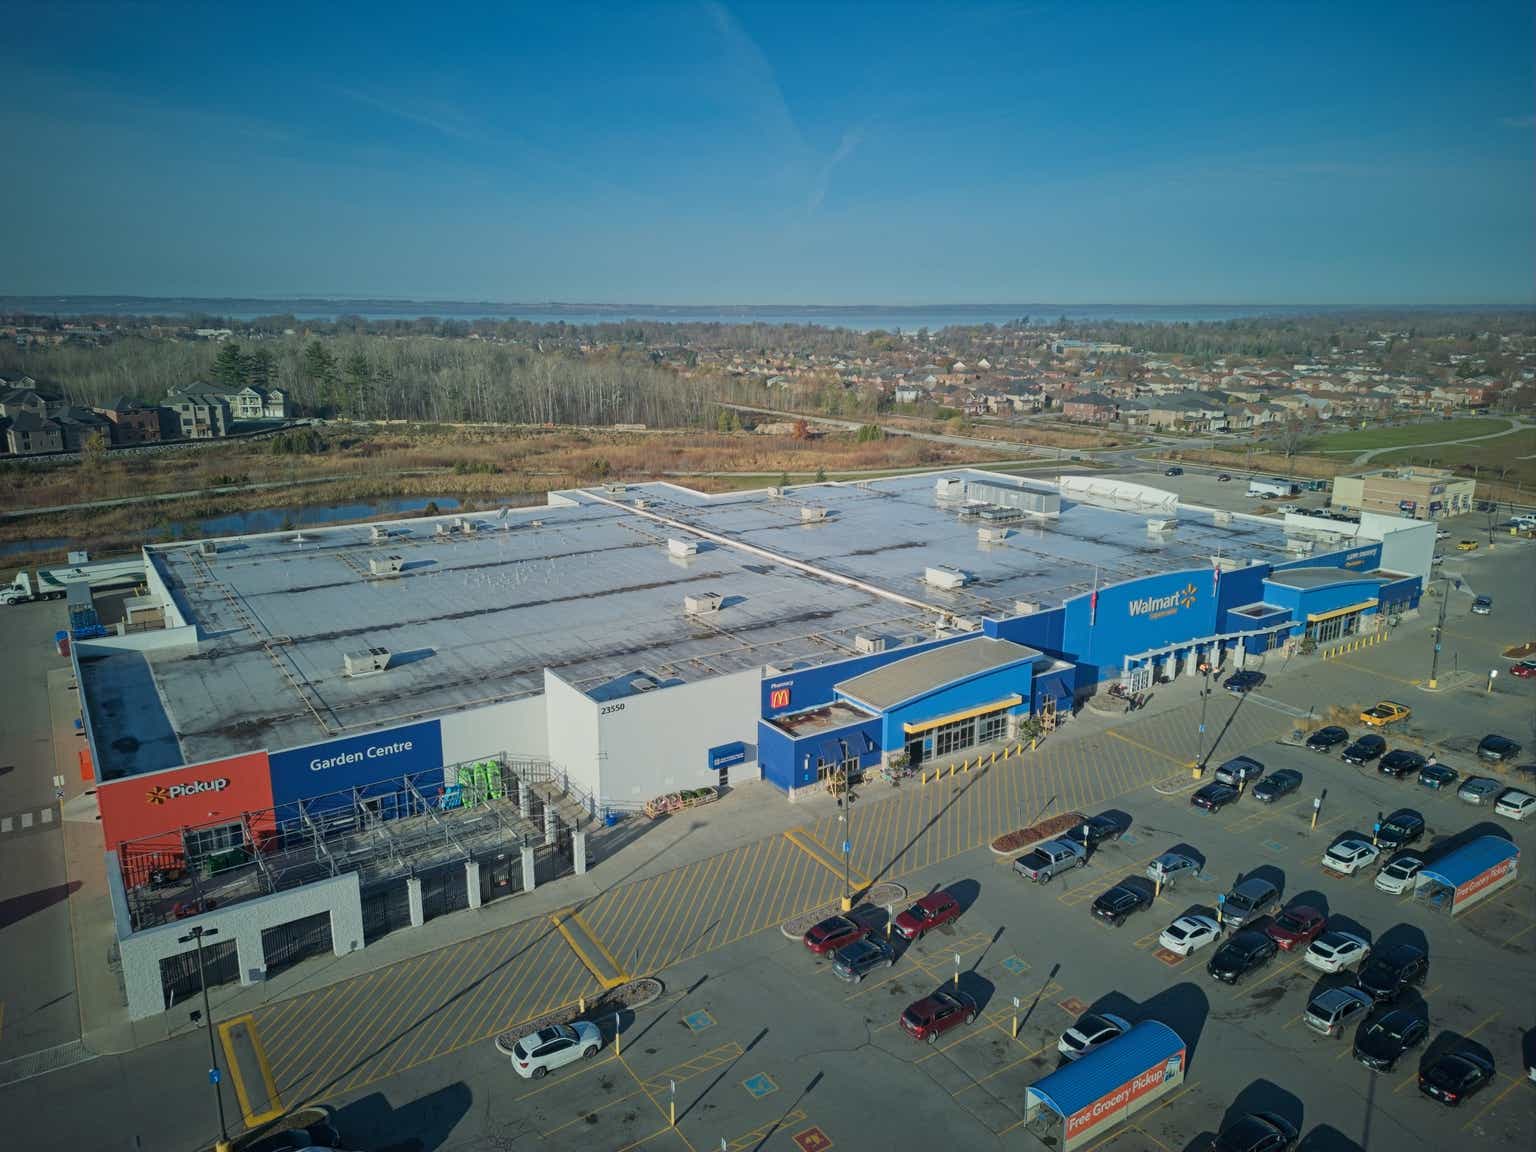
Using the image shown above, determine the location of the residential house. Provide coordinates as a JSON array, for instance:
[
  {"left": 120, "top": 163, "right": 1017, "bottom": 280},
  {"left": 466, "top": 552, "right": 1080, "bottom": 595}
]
[
  {"left": 1140, "top": 393, "right": 1231, "bottom": 433},
  {"left": 54, "top": 406, "right": 113, "bottom": 451},
  {"left": 1, "top": 409, "right": 64, "bottom": 455},
  {"left": 167, "top": 381, "right": 288, "bottom": 420},
  {"left": 1060, "top": 393, "right": 1121, "bottom": 423},
  {"left": 97, "top": 397, "right": 163, "bottom": 445},
  {"left": 0, "top": 386, "right": 49, "bottom": 419},
  {"left": 168, "top": 392, "right": 232, "bottom": 439}
]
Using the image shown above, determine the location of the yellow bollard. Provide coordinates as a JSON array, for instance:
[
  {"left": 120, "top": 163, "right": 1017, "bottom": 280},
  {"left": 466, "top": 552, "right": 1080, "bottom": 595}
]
[
  {"left": 1031, "top": 738, "right": 1038, "bottom": 751},
  {"left": 949, "top": 762, "right": 956, "bottom": 778},
  {"left": 1310, "top": 808, "right": 1319, "bottom": 832},
  {"left": 990, "top": 750, "right": 997, "bottom": 765},
  {"left": 1012, "top": 1014, "right": 1019, "bottom": 1039},
  {"left": 579, "top": 995, "right": 585, "bottom": 1014}
]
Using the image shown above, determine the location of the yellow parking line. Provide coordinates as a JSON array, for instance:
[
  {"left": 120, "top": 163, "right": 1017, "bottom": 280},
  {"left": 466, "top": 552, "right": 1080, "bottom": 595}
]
[
  {"left": 1232, "top": 952, "right": 1307, "bottom": 997},
  {"left": 954, "top": 1037, "right": 1057, "bottom": 1096},
  {"left": 542, "top": 1082, "right": 647, "bottom": 1136},
  {"left": 1462, "top": 1073, "right": 1528, "bottom": 1130},
  {"left": 553, "top": 910, "right": 629, "bottom": 989},
  {"left": 1107, "top": 728, "right": 1188, "bottom": 767},
  {"left": 725, "top": 1109, "right": 807, "bottom": 1151}
]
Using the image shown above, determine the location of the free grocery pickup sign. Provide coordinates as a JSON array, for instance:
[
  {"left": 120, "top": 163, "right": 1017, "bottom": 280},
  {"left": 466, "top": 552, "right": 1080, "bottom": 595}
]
[{"left": 268, "top": 719, "right": 444, "bottom": 803}]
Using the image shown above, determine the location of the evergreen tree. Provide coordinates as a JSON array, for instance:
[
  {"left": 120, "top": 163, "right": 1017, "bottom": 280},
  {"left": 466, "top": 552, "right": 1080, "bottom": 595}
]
[
  {"left": 344, "top": 351, "right": 373, "bottom": 418},
  {"left": 301, "top": 340, "right": 341, "bottom": 414},
  {"left": 212, "top": 341, "right": 246, "bottom": 389},
  {"left": 243, "top": 346, "right": 275, "bottom": 390}
]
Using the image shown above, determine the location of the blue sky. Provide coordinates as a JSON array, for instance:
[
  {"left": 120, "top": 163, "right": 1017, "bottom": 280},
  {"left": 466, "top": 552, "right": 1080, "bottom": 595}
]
[{"left": 4, "top": 0, "right": 1533, "bottom": 304}]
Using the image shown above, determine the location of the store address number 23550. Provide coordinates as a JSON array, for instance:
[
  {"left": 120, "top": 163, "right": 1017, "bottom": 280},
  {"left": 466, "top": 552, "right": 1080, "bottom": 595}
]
[{"left": 600, "top": 703, "right": 625, "bottom": 715}]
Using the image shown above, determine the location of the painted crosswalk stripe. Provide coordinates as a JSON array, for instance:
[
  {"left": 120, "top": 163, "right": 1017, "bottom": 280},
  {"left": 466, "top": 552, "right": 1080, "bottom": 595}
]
[
  {"left": 20, "top": 812, "right": 32, "bottom": 829},
  {"left": 41, "top": 808, "right": 53, "bottom": 823}
]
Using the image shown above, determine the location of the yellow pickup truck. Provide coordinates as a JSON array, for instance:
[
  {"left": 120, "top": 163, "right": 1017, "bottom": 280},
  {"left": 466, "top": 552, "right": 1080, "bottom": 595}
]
[{"left": 1359, "top": 701, "right": 1411, "bottom": 727}]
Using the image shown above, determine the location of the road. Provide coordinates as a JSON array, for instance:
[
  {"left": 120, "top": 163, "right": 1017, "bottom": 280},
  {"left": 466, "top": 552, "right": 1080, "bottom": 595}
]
[{"left": 0, "top": 602, "right": 80, "bottom": 1066}]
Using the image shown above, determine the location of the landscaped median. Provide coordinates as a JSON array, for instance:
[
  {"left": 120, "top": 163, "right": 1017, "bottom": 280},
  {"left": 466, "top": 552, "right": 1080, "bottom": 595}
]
[
  {"left": 988, "top": 812, "right": 1087, "bottom": 857},
  {"left": 779, "top": 881, "right": 910, "bottom": 939},
  {"left": 492, "top": 976, "right": 665, "bottom": 1057}
]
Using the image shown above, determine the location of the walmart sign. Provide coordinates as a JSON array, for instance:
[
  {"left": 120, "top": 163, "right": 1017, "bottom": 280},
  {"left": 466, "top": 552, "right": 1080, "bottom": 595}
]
[{"left": 1128, "top": 583, "right": 1198, "bottom": 621}]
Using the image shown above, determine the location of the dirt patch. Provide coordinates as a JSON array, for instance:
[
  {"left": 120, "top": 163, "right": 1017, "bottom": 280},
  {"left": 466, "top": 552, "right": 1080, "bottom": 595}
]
[
  {"left": 1502, "top": 641, "right": 1536, "bottom": 660},
  {"left": 990, "top": 812, "right": 1088, "bottom": 856}
]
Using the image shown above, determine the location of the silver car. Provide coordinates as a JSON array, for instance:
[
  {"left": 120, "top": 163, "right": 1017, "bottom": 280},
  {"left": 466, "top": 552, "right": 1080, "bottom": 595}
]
[
  {"left": 1146, "top": 851, "right": 1201, "bottom": 889},
  {"left": 1305, "top": 986, "right": 1374, "bottom": 1037},
  {"left": 1458, "top": 776, "right": 1502, "bottom": 805}
]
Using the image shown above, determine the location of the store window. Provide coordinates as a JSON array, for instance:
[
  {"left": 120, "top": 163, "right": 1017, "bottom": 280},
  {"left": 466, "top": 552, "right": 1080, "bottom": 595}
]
[
  {"left": 977, "top": 709, "right": 1009, "bottom": 744},
  {"left": 932, "top": 715, "right": 977, "bottom": 758},
  {"left": 183, "top": 821, "right": 245, "bottom": 861}
]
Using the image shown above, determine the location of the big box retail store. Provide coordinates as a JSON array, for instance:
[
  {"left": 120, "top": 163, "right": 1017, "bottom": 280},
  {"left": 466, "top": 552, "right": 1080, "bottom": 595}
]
[{"left": 70, "top": 470, "right": 1433, "bottom": 1018}]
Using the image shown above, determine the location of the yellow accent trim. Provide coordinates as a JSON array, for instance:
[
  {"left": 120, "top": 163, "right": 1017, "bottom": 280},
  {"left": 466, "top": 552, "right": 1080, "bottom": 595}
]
[
  {"left": 552, "top": 911, "right": 629, "bottom": 990},
  {"left": 781, "top": 828, "right": 870, "bottom": 890},
  {"left": 1306, "top": 598, "right": 1378, "bottom": 624},
  {"left": 217, "top": 1013, "right": 284, "bottom": 1128},
  {"left": 902, "top": 694, "right": 1023, "bottom": 735}
]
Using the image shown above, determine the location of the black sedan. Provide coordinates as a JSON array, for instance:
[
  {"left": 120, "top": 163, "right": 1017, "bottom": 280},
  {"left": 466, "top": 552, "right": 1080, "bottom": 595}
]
[
  {"left": 1342, "top": 735, "right": 1387, "bottom": 765},
  {"left": 1222, "top": 670, "right": 1266, "bottom": 694},
  {"left": 1091, "top": 883, "right": 1152, "bottom": 927},
  {"left": 1252, "top": 769, "right": 1303, "bottom": 803},
  {"left": 1305, "top": 726, "right": 1348, "bottom": 752},
  {"left": 1353, "top": 1009, "right": 1428, "bottom": 1072},
  {"left": 1376, "top": 808, "right": 1425, "bottom": 850},
  {"left": 1065, "top": 813, "right": 1125, "bottom": 849},
  {"left": 1191, "top": 781, "right": 1241, "bottom": 812},
  {"left": 1212, "top": 1111, "right": 1298, "bottom": 1152},
  {"left": 1418, "top": 762, "right": 1458, "bottom": 791},
  {"left": 1378, "top": 749, "right": 1426, "bottom": 779},
  {"left": 1356, "top": 944, "right": 1428, "bottom": 1003},
  {"left": 1477, "top": 734, "right": 1523, "bottom": 763},
  {"left": 1207, "top": 931, "right": 1278, "bottom": 983},
  {"left": 1418, "top": 1051, "right": 1495, "bottom": 1106}
]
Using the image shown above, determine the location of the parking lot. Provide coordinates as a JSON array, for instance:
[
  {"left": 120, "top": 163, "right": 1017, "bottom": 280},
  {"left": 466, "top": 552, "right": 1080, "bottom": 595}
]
[{"left": 202, "top": 526, "right": 1535, "bottom": 1152}]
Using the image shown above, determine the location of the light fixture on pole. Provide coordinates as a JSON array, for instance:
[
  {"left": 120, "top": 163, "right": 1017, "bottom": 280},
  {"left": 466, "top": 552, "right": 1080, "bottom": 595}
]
[{"left": 178, "top": 925, "right": 230, "bottom": 1152}]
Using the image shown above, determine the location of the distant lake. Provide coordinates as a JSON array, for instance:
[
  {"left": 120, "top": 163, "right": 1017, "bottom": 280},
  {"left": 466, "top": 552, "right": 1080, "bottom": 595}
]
[{"left": 7, "top": 296, "right": 1511, "bottom": 332}]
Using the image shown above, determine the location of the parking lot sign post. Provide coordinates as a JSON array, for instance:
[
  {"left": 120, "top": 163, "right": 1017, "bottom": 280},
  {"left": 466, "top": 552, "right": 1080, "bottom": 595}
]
[
  {"left": 1487, "top": 668, "right": 1497, "bottom": 694},
  {"left": 614, "top": 1011, "right": 621, "bottom": 1056},
  {"left": 1216, "top": 892, "right": 1225, "bottom": 928},
  {"left": 886, "top": 903, "right": 894, "bottom": 938},
  {"left": 953, "top": 953, "right": 961, "bottom": 988},
  {"left": 669, "top": 1079, "right": 676, "bottom": 1127},
  {"left": 1012, "top": 995, "right": 1021, "bottom": 1039}
]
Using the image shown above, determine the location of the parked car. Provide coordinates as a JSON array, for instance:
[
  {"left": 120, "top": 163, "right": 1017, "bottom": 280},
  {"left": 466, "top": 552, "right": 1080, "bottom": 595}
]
[
  {"left": 1378, "top": 749, "right": 1426, "bottom": 779},
  {"left": 899, "top": 990, "right": 976, "bottom": 1044},
  {"left": 1375, "top": 853, "right": 1425, "bottom": 895},
  {"left": 1222, "top": 671, "right": 1266, "bottom": 695},
  {"left": 1192, "top": 781, "right": 1240, "bottom": 812},
  {"left": 1064, "top": 813, "right": 1126, "bottom": 849},
  {"left": 893, "top": 891, "right": 962, "bottom": 941},
  {"left": 1376, "top": 809, "right": 1425, "bottom": 849},
  {"left": 831, "top": 937, "right": 895, "bottom": 983},
  {"left": 1455, "top": 539, "right": 1479, "bottom": 552},
  {"left": 1276, "top": 502, "right": 1301, "bottom": 514},
  {"left": 1165, "top": 466, "right": 1184, "bottom": 476},
  {"left": 1353, "top": 1009, "right": 1428, "bottom": 1071},
  {"left": 1356, "top": 943, "right": 1428, "bottom": 1003},
  {"left": 245, "top": 1111, "right": 343, "bottom": 1152},
  {"left": 1418, "top": 762, "right": 1458, "bottom": 791},
  {"left": 1322, "top": 838, "right": 1381, "bottom": 876},
  {"left": 1013, "top": 838, "right": 1088, "bottom": 883},
  {"left": 1359, "top": 701, "right": 1411, "bottom": 727},
  {"left": 1266, "top": 905, "right": 1326, "bottom": 951},
  {"left": 1471, "top": 596, "right": 1492, "bottom": 615},
  {"left": 1091, "top": 883, "right": 1152, "bottom": 927},
  {"left": 1342, "top": 734, "right": 1387, "bottom": 765},
  {"left": 509, "top": 1022, "right": 603, "bottom": 1079},
  {"left": 1217, "top": 472, "right": 1232, "bottom": 482},
  {"left": 1435, "top": 529, "right": 1450, "bottom": 540},
  {"left": 1252, "top": 769, "right": 1303, "bottom": 802},
  {"left": 1207, "top": 930, "right": 1279, "bottom": 983},
  {"left": 1418, "top": 1051, "right": 1495, "bottom": 1106},
  {"left": 1305, "top": 930, "right": 1371, "bottom": 974},
  {"left": 1509, "top": 660, "right": 1536, "bottom": 679},
  {"left": 1304, "top": 986, "right": 1375, "bottom": 1037},
  {"left": 1057, "top": 1011, "right": 1131, "bottom": 1060},
  {"left": 1158, "top": 914, "right": 1222, "bottom": 956},
  {"left": 1212, "top": 1112, "right": 1298, "bottom": 1152},
  {"left": 1214, "top": 756, "right": 1265, "bottom": 787},
  {"left": 1457, "top": 776, "right": 1502, "bottom": 805},
  {"left": 1477, "top": 734, "right": 1523, "bottom": 763},
  {"left": 1494, "top": 788, "right": 1536, "bottom": 821},
  {"left": 803, "top": 915, "right": 869, "bottom": 955},
  {"left": 1222, "top": 876, "right": 1280, "bottom": 929},
  {"left": 1146, "top": 851, "right": 1201, "bottom": 889},
  {"left": 1305, "top": 726, "right": 1348, "bottom": 752}
]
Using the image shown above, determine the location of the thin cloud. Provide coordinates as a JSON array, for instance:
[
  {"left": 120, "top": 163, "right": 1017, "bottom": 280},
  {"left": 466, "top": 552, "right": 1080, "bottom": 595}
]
[
  {"left": 331, "top": 84, "right": 477, "bottom": 141},
  {"left": 809, "top": 126, "right": 864, "bottom": 213},
  {"left": 706, "top": 1, "right": 805, "bottom": 155}
]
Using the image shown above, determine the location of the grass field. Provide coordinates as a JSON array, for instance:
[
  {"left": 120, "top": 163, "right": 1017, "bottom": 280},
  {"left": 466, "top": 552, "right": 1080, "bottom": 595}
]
[
  {"left": 1304, "top": 416, "right": 1512, "bottom": 453},
  {"left": 1370, "top": 426, "right": 1536, "bottom": 490}
]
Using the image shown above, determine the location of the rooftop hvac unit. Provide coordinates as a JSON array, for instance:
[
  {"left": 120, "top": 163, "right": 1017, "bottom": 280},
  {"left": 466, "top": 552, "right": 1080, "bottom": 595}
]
[
  {"left": 935, "top": 476, "right": 966, "bottom": 500},
  {"left": 978, "top": 525, "right": 1011, "bottom": 543},
  {"left": 684, "top": 591, "right": 723, "bottom": 615},
  {"left": 369, "top": 555, "right": 404, "bottom": 577},
  {"left": 767, "top": 486, "right": 784, "bottom": 497},
  {"left": 343, "top": 647, "right": 391, "bottom": 677},
  {"left": 634, "top": 498, "right": 650, "bottom": 509},
  {"left": 800, "top": 506, "right": 829, "bottom": 523},
  {"left": 1014, "top": 600, "right": 1040, "bottom": 616},
  {"left": 950, "top": 616, "right": 981, "bottom": 633},
  {"left": 370, "top": 524, "right": 388, "bottom": 542},
  {"left": 1286, "top": 538, "right": 1315, "bottom": 555},
  {"left": 603, "top": 482, "right": 628, "bottom": 494},
  {"left": 925, "top": 565, "right": 971, "bottom": 590},
  {"left": 530, "top": 519, "right": 544, "bottom": 528},
  {"left": 290, "top": 532, "right": 308, "bottom": 544},
  {"left": 854, "top": 633, "right": 887, "bottom": 655},
  {"left": 1212, "top": 510, "right": 1232, "bottom": 526},
  {"left": 668, "top": 538, "right": 700, "bottom": 558},
  {"left": 434, "top": 522, "right": 451, "bottom": 538},
  {"left": 1146, "top": 518, "right": 1176, "bottom": 533},
  {"left": 198, "top": 540, "right": 217, "bottom": 556}
]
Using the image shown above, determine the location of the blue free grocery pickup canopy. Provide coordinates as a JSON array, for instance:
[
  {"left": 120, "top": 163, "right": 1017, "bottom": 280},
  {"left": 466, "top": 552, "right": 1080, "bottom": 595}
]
[
  {"left": 1026, "top": 1020, "right": 1185, "bottom": 1120},
  {"left": 1418, "top": 835, "right": 1518, "bottom": 889}
]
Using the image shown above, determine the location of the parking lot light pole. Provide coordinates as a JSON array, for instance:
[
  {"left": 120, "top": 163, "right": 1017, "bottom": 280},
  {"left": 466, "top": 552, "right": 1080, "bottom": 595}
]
[
  {"left": 178, "top": 925, "right": 230, "bottom": 1152},
  {"left": 1194, "top": 662, "right": 1212, "bottom": 768},
  {"left": 837, "top": 780, "right": 855, "bottom": 912},
  {"left": 1427, "top": 576, "right": 1448, "bottom": 689}
]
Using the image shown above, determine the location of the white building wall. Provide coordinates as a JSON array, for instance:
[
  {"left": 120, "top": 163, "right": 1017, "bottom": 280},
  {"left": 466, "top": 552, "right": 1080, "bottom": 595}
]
[
  {"left": 593, "top": 667, "right": 761, "bottom": 804},
  {"left": 1368, "top": 515, "right": 1435, "bottom": 582},
  {"left": 543, "top": 669, "right": 602, "bottom": 797},
  {"left": 141, "top": 549, "right": 188, "bottom": 628},
  {"left": 440, "top": 694, "right": 549, "bottom": 764}
]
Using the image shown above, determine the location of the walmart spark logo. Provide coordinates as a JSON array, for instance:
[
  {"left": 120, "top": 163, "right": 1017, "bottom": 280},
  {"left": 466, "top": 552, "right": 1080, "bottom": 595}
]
[
  {"left": 1128, "top": 583, "right": 1200, "bottom": 620},
  {"left": 146, "top": 786, "right": 169, "bottom": 805}
]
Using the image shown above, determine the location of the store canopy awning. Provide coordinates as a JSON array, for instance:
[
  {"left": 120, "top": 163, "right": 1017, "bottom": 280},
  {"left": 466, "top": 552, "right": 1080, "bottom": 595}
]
[
  {"left": 1306, "top": 598, "right": 1377, "bottom": 624},
  {"left": 902, "top": 695, "right": 1022, "bottom": 735}
]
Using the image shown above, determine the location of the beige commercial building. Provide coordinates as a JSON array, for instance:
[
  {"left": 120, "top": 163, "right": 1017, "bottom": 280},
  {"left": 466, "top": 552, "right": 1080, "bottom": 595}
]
[{"left": 1331, "top": 466, "right": 1475, "bottom": 520}]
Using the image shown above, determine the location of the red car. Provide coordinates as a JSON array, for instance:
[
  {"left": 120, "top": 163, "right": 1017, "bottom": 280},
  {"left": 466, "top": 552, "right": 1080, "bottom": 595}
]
[
  {"left": 1510, "top": 661, "right": 1536, "bottom": 680},
  {"left": 1265, "top": 905, "right": 1326, "bottom": 951},
  {"left": 893, "top": 891, "right": 962, "bottom": 941},
  {"left": 899, "top": 990, "right": 977, "bottom": 1043},
  {"left": 802, "top": 915, "right": 868, "bottom": 955}
]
